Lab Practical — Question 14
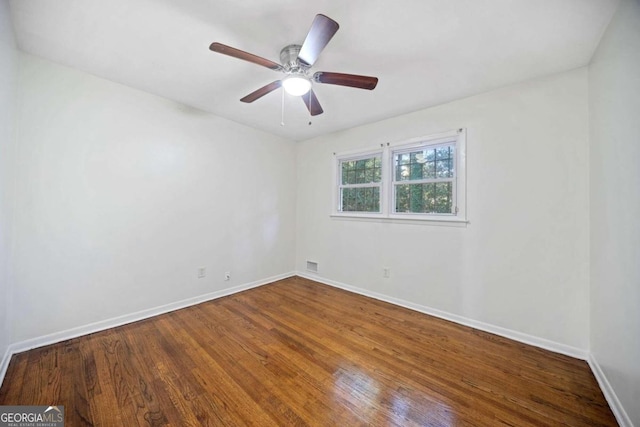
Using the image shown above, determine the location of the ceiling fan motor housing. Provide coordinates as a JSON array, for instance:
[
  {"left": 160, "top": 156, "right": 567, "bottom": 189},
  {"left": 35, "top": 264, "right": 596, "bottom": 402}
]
[{"left": 280, "top": 44, "right": 308, "bottom": 73}]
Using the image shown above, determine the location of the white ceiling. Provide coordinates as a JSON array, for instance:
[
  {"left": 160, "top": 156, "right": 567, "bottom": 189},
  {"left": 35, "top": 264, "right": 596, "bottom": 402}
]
[{"left": 9, "top": 0, "right": 618, "bottom": 141}]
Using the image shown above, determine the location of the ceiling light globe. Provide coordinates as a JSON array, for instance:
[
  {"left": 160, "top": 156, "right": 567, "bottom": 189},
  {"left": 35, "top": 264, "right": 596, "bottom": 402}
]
[{"left": 282, "top": 76, "right": 311, "bottom": 96}]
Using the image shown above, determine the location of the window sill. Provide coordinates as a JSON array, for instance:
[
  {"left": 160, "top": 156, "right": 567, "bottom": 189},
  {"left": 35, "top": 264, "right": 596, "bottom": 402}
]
[{"left": 330, "top": 213, "right": 468, "bottom": 227}]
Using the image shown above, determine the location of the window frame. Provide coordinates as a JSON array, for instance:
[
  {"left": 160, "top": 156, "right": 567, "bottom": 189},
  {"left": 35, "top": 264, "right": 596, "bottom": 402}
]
[
  {"left": 332, "top": 129, "right": 467, "bottom": 224},
  {"left": 334, "top": 149, "right": 384, "bottom": 216}
]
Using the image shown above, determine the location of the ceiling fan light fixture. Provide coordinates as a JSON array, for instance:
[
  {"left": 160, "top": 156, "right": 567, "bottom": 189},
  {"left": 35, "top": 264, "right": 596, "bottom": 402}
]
[
  {"left": 210, "top": 14, "right": 378, "bottom": 117},
  {"left": 282, "top": 76, "right": 311, "bottom": 96}
]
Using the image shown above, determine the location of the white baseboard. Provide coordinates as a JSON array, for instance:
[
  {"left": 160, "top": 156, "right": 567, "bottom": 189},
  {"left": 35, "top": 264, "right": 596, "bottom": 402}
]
[
  {"left": 0, "top": 346, "right": 11, "bottom": 390},
  {"left": 0, "top": 271, "right": 295, "bottom": 387},
  {"left": 296, "top": 272, "right": 589, "bottom": 360},
  {"left": 588, "top": 354, "right": 633, "bottom": 427}
]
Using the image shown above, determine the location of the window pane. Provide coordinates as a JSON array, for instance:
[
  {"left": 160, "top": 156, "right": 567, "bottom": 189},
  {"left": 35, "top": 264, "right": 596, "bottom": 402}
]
[
  {"left": 436, "top": 159, "right": 451, "bottom": 178},
  {"left": 341, "top": 156, "right": 381, "bottom": 185},
  {"left": 434, "top": 182, "right": 453, "bottom": 213},
  {"left": 374, "top": 166, "right": 381, "bottom": 182},
  {"left": 424, "top": 160, "right": 436, "bottom": 179},
  {"left": 341, "top": 160, "right": 355, "bottom": 185},
  {"left": 426, "top": 149, "right": 436, "bottom": 162},
  {"left": 364, "top": 167, "right": 373, "bottom": 182},
  {"left": 395, "top": 182, "right": 453, "bottom": 214},
  {"left": 436, "top": 146, "right": 455, "bottom": 178},
  {"left": 410, "top": 163, "right": 423, "bottom": 180},
  {"left": 341, "top": 187, "right": 380, "bottom": 212},
  {"left": 410, "top": 183, "right": 425, "bottom": 212},
  {"left": 436, "top": 146, "right": 452, "bottom": 160},
  {"left": 395, "top": 184, "right": 410, "bottom": 212},
  {"left": 394, "top": 144, "right": 455, "bottom": 182},
  {"left": 342, "top": 188, "right": 354, "bottom": 211},
  {"left": 424, "top": 182, "right": 435, "bottom": 212},
  {"left": 396, "top": 165, "right": 407, "bottom": 181},
  {"left": 372, "top": 160, "right": 381, "bottom": 183}
]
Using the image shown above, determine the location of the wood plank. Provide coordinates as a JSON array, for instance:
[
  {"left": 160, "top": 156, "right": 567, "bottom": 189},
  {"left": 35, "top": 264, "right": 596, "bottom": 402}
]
[{"left": 0, "top": 276, "right": 617, "bottom": 426}]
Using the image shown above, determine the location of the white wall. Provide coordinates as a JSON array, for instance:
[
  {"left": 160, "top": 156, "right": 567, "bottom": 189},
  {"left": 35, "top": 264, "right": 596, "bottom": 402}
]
[
  {"left": 10, "top": 54, "right": 296, "bottom": 342},
  {"left": 296, "top": 68, "right": 590, "bottom": 351},
  {"left": 589, "top": 0, "right": 640, "bottom": 424},
  {"left": 0, "top": 0, "right": 17, "bottom": 361}
]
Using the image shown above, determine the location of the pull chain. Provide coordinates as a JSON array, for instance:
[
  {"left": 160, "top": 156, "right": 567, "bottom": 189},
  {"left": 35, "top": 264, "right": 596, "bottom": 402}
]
[{"left": 280, "top": 86, "right": 285, "bottom": 127}]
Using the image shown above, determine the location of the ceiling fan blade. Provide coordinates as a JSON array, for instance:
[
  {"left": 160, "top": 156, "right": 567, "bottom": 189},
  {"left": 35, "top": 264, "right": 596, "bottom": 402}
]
[
  {"left": 313, "top": 72, "right": 378, "bottom": 90},
  {"left": 210, "top": 42, "right": 283, "bottom": 71},
  {"left": 297, "top": 14, "right": 339, "bottom": 67},
  {"left": 240, "top": 81, "right": 282, "bottom": 103},
  {"left": 301, "top": 89, "right": 323, "bottom": 116}
]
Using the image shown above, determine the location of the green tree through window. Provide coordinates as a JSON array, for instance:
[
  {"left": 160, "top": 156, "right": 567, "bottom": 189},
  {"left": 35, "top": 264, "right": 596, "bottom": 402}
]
[
  {"left": 393, "top": 145, "right": 455, "bottom": 214},
  {"left": 339, "top": 155, "right": 382, "bottom": 212}
]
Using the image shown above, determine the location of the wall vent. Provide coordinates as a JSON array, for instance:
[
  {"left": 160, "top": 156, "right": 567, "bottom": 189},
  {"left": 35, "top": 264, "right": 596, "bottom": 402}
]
[{"left": 306, "top": 260, "right": 318, "bottom": 273}]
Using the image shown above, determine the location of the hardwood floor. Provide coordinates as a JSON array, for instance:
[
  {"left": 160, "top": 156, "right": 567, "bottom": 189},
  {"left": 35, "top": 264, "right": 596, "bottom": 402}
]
[{"left": 0, "top": 276, "right": 616, "bottom": 426}]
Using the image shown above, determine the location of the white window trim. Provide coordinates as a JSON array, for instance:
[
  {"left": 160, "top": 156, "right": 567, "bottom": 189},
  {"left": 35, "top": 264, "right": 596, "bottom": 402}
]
[
  {"left": 331, "top": 129, "right": 467, "bottom": 224},
  {"left": 333, "top": 148, "right": 384, "bottom": 216}
]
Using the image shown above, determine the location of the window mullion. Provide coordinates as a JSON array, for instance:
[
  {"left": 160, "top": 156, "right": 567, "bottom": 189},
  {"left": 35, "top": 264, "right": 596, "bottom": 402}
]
[
  {"left": 392, "top": 178, "right": 455, "bottom": 185},
  {"left": 339, "top": 183, "right": 381, "bottom": 189}
]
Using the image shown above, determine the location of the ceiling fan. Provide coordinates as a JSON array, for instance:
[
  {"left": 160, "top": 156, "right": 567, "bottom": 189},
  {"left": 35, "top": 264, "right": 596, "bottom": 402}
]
[{"left": 209, "top": 14, "right": 378, "bottom": 116}]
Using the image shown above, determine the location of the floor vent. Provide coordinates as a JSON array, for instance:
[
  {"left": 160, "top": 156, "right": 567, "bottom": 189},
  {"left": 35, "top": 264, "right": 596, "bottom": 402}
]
[{"left": 306, "top": 260, "right": 318, "bottom": 273}]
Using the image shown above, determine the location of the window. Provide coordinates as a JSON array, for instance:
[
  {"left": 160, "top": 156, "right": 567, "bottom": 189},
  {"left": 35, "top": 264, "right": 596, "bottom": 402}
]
[
  {"left": 337, "top": 152, "right": 382, "bottom": 213},
  {"left": 333, "top": 129, "right": 466, "bottom": 222},
  {"left": 392, "top": 142, "right": 456, "bottom": 215}
]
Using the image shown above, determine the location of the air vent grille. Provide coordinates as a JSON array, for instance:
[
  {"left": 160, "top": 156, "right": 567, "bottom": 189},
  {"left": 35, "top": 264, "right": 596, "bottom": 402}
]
[{"left": 306, "top": 261, "right": 318, "bottom": 273}]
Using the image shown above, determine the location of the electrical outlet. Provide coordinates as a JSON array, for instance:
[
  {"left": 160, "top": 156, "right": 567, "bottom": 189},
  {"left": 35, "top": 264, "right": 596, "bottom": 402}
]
[
  {"left": 383, "top": 267, "right": 390, "bottom": 278},
  {"left": 224, "top": 271, "right": 231, "bottom": 281},
  {"left": 197, "top": 267, "right": 206, "bottom": 278}
]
